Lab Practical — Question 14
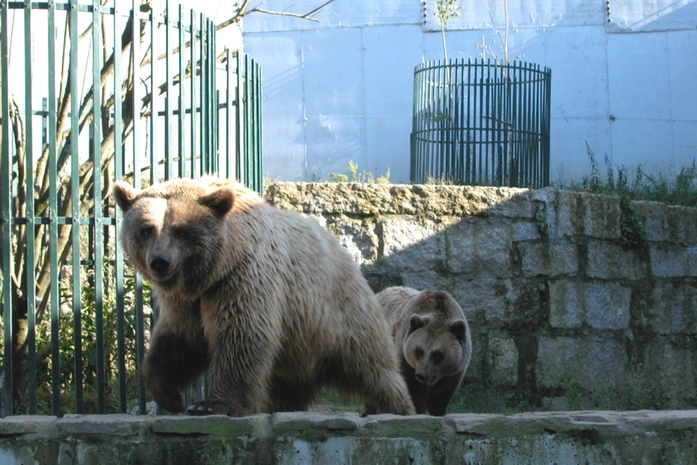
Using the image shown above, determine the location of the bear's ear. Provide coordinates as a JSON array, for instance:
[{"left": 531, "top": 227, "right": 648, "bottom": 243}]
[
  {"left": 409, "top": 314, "right": 430, "bottom": 334},
  {"left": 199, "top": 187, "right": 235, "bottom": 218},
  {"left": 450, "top": 320, "right": 467, "bottom": 341},
  {"left": 112, "top": 181, "right": 140, "bottom": 213}
]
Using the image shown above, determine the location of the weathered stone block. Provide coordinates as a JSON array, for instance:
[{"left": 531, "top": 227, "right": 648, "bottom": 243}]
[
  {"left": 152, "top": 414, "right": 269, "bottom": 437},
  {"left": 272, "top": 412, "right": 363, "bottom": 433},
  {"left": 665, "top": 205, "right": 697, "bottom": 247},
  {"left": 379, "top": 217, "right": 458, "bottom": 273},
  {"left": 453, "top": 277, "right": 508, "bottom": 324},
  {"left": 520, "top": 239, "right": 579, "bottom": 277},
  {"left": 56, "top": 414, "right": 147, "bottom": 436},
  {"left": 634, "top": 200, "right": 667, "bottom": 242},
  {"left": 649, "top": 282, "right": 697, "bottom": 335},
  {"left": 586, "top": 241, "right": 646, "bottom": 280},
  {"left": 265, "top": 182, "right": 532, "bottom": 217},
  {"left": 651, "top": 246, "right": 697, "bottom": 278},
  {"left": 439, "top": 219, "right": 512, "bottom": 278},
  {"left": 379, "top": 218, "right": 512, "bottom": 279},
  {"left": 0, "top": 416, "right": 57, "bottom": 435},
  {"left": 489, "top": 337, "right": 518, "bottom": 386},
  {"left": 537, "top": 337, "right": 628, "bottom": 392},
  {"left": 482, "top": 188, "right": 535, "bottom": 218},
  {"left": 326, "top": 217, "right": 379, "bottom": 266},
  {"left": 632, "top": 340, "right": 697, "bottom": 403},
  {"left": 395, "top": 270, "right": 446, "bottom": 293},
  {"left": 556, "top": 191, "right": 621, "bottom": 239},
  {"left": 549, "top": 281, "right": 631, "bottom": 330},
  {"left": 465, "top": 330, "right": 485, "bottom": 383},
  {"left": 513, "top": 221, "right": 541, "bottom": 242}
]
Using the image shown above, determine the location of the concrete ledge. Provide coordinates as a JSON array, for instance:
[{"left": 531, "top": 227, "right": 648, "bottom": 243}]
[{"left": 1, "top": 411, "right": 696, "bottom": 464}]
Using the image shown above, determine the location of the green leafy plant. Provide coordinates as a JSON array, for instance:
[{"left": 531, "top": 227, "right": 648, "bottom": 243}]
[
  {"left": 562, "top": 375, "right": 584, "bottom": 411},
  {"left": 31, "top": 259, "right": 150, "bottom": 415},
  {"left": 575, "top": 142, "right": 697, "bottom": 208},
  {"left": 435, "top": 0, "right": 462, "bottom": 63},
  {"left": 619, "top": 195, "right": 650, "bottom": 254},
  {"left": 329, "top": 161, "right": 390, "bottom": 184},
  {"left": 535, "top": 210, "right": 556, "bottom": 260}
]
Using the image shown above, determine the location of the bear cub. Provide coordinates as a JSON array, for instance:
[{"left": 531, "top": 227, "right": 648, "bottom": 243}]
[
  {"left": 376, "top": 286, "right": 472, "bottom": 416},
  {"left": 113, "top": 177, "right": 415, "bottom": 417}
]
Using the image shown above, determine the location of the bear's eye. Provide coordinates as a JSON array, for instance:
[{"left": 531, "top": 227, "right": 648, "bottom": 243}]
[
  {"left": 430, "top": 351, "right": 444, "bottom": 365},
  {"left": 139, "top": 225, "right": 155, "bottom": 239},
  {"left": 414, "top": 348, "right": 424, "bottom": 359},
  {"left": 173, "top": 227, "right": 191, "bottom": 239}
]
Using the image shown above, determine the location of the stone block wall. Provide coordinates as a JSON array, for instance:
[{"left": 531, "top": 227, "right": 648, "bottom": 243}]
[
  {"left": 266, "top": 183, "right": 697, "bottom": 408},
  {"left": 2, "top": 411, "right": 697, "bottom": 464}
]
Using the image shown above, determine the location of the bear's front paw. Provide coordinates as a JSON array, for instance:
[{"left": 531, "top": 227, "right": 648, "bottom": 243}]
[{"left": 186, "top": 400, "right": 245, "bottom": 416}]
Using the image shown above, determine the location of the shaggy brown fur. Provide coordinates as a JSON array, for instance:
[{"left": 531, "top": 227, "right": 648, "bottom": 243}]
[
  {"left": 112, "top": 177, "right": 415, "bottom": 416},
  {"left": 376, "top": 286, "right": 472, "bottom": 416}
]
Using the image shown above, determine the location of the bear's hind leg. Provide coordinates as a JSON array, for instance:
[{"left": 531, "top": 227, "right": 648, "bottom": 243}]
[
  {"left": 334, "top": 329, "right": 415, "bottom": 416},
  {"left": 358, "top": 369, "right": 416, "bottom": 416}
]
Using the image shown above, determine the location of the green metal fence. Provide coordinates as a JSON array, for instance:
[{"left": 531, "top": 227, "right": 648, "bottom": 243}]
[
  {"left": 411, "top": 59, "right": 551, "bottom": 188},
  {"left": 0, "top": 0, "right": 262, "bottom": 416}
]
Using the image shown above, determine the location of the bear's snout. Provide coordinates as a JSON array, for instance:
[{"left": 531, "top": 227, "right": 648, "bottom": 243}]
[
  {"left": 415, "top": 366, "right": 440, "bottom": 387},
  {"left": 149, "top": 254, "right": 172, "bottom": 274}
]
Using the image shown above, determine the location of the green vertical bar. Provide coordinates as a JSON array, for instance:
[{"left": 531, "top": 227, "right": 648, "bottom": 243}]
[
  {"left": 113, "top": 0, "right": 127, "bottom": 414},
  {"left": 200, "top": 17, "right": 208, "bottom": 177},
  {"left": 132, "top": 0, "right": 148, "bottom": 415},
  {"left": 164, "top": 0, "right": 173, "bottom": 181},
  {"left": 544, "top": 69, "right": 551, "bottom": 187},
  {"left": 92, "top": 0, "right": 105, "bottom": 414},
  {"left": 69, "top": 0, "right": 84, "bottom": 414},
  {"left": 205, "top": 17, "right": 212, "bottom": 174},
  {"left": 47, "top": 0, "right": 61, "bottom": 418},
  {"left": 177, "top": 4, "right": 186, "bottom": 178},
  {"left": 254, "top": 60, "right": 263, "bottom": 194},
  {"left": 23, "top": 0, "right": 37, "bottom": 414},
  {"left": 199, "top": 15, "right": 208, "bottom": 175},
  {"left": 235, "top": 51, "right": 243, "bottom": 183},
  {"left": 247, "top": 57, "right": 254, "bottom": 189},
  {"left": 209, "top": 20, "right": 217, "bottom": 175},
  {"left": 149, "top": 5, "right": 162, "bottom": 415},
  {"left": 225, "top": 49, "right": 234, "bottom": 180},
  {"left": 189, "top": 9, "right": 197, "bottom": 179},
  {"left": 1, "top": 0, "right": 14, "bottom": 418},
  {"left": 148, "top": 2, "right": 158, "bottom": 187},
  {"left": 244, "top": 55, "right": 251, "bottom": 187}
]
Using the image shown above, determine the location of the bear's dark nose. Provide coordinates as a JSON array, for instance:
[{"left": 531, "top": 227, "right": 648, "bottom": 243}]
[
  {"left": 150, "top": 255, "right": 171, "bottom": 273},
  {"left": 415, "top": 372, "right": 426, "bottom": 383}
]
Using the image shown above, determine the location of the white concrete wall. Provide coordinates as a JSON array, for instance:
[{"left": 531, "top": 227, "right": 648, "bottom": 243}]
[{"left": 241, "top": 0, "right": 697, "bottom": 185}]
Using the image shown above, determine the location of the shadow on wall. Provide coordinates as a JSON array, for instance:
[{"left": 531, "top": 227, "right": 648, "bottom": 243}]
[{"left": 266, "top": 182, "right": 697, "bottom": 411}]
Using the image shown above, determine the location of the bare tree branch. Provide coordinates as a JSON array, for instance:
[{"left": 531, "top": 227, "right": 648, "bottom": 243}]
[{"left": 152, "top": 0, "right": 335, "bottom": 65}]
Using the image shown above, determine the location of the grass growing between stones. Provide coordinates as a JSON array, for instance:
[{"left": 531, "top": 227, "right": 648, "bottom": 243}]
[{"left": 559, "top": 143, "right": 697, "bottom": 208}]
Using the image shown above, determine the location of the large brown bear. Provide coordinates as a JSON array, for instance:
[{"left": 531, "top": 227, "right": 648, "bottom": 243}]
[
  {"left": 376, "top": 286, "right": 472, "bottom": 416},
  {"left": 112, "top": 177, "right": 415, "bottom": 416}
]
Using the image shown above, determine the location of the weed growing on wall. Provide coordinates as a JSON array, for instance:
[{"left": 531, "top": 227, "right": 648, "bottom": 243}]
[
  {"left": 329, "top": 161, "right": 391, "bottom": 184},
  {"left": 557, "top": 142, "right": 697, "bottom": 254},
  {"left": 619, "top": 196, "right": 650, "bottom": 254},
  {"left": 535, "top": 209, "right": 556, "bottom": 260},
  {"left": 564, "top": 142, "right": 697, "bottom": 208}
]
